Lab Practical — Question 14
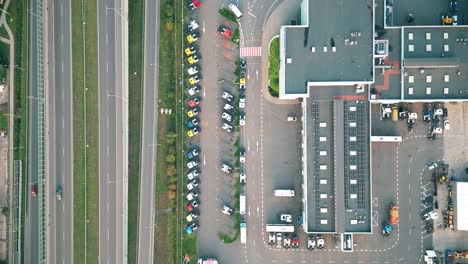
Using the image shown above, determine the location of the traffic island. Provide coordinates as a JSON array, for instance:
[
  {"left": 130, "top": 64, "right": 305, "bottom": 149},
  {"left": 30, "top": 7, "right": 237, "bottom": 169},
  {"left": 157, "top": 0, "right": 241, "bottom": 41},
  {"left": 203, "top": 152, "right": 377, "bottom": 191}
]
[{"left": 268, "top": 36, "right": 280, "bottom": 97}]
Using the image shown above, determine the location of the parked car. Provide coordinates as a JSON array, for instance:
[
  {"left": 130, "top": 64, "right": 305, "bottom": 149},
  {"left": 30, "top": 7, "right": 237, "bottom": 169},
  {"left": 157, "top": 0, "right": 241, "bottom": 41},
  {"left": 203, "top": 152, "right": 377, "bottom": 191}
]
[
  {"left": 221, "top": 163, "right": 233, "bottom": 173},
  {"left": 423, "top": 211, "right": 439, "bottom": 221},
  {"left": 186, "top": 210, "right": 199, "bottom": 222},
  {"left": 283, "top": 235, "right": 291, "bottom": 248},
  {"left": 188, "top": 97, "right": 201, "bottom": 108},
  {"left": 280, "top": 214, "right": 292, "bottom": 223},
  {"left": 188, "top": 75, "right": 200, "bottom": 85},
  {"left": 317, "top": 236, "right": 325, "bottom": 249},
  {"left": 186, "top": 199, "right": 199, "bottom": 211},
  {"left": 239, "top": 95, "right": 245, "bottom": 108},
  {"left": 187, "top": 127, "right": 199, "bottom": 138},
  {"left": 218, "top": 26, "right": 232, "bottom": 39},
  {"left": 239, "top": 78, "right": 246, "bottom": 90},
  {"left": 444, "top": 120, "right": 450, "bottom": 130},
  {"left": 239, "top": 148, "right": 246, "bottom": 163},
  {"left": 187, "top": 106, "right": 200, "bottom": 117},
  {"left": 307, "top": 236, "right": 315, "bottom": 250},
  {"left": 187, "top": 20, "right": 199, "bottom": 32},
  {"left": 186, "top": 117, "right": 199, "bottom": 128},
  {"left": 187, "top": 66, "right": 199, "bottom": 75},
  {"left": 186, "top": 148, "right": 199, "bottom": 159},
  {"left": 187, "top": 169, "right": 200, "bottom": 180},
  {"left": 224, "top": 103, "right": 234, "bottom": 112},
  {"left": 186, "top": 32, "right": 200, "bottom": 43},
  {"left": 31, "top": 184, "right": 37, "bottom": 197},
  {"left": 240, "top": 57, "right": 246, "bottom": 69},
  {"left": 222, "top": 123, "right": 233, "bottom": 133},
  {"left": 56, "top": 185, "right": 62, "bottom": 200},
  {"left": 186, "top": 160, "right": 198, "bottom": 169},
  {"left": 292, "top": 235, "right": 299, "bottom": 248},
  {"left": 222, "top": 91, "right": 234, "bottom": 102},
  {"left": 185, "top": 45, "right": 197, "bottom": 56},
  {"left": 276, "top": 233, "right": 283, "bottom": 248},
  {"left": 186, "top": 190, "right": 200, "bottom": 201},
  {"left": 222, "top": 112, "right": 232, "bottom": 122},
  {"left": 222, "top": 205, "right": 234, "bottom": 215},
  {"left": 186, "top": 221, "right": 200, "bottom": 234},
  {"left": 240, "top": 112, "right": 245, "bottom": 126},
  {"left": 187, "top": 85, "right": 200, "bottom": 96},
  {"left": 240, "top": 173, "right": 246, "bottom": 184},
  {"left": 268, "top": 232, "right": 276, "bottom": 245},
  {"left": 188, "top": 55, "right": 199, "bottom": 64},
  {"left": 428, "top": 162, "right": 438, "bottom": 170},
  {"left": 186, "top": 179, "right": 200, "bottom": 190}
]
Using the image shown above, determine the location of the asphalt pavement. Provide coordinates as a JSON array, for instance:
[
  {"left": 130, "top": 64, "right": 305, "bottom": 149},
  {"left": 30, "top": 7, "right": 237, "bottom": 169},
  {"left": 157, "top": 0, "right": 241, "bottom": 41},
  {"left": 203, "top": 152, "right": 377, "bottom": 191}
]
[
  {"left": 97, "top": 0, "right": 127, "bottom": 263},
  {"left": 136, "top": 0, "right": 160, "bottom": 262},
  {"left": 46, "top": 0, "right": 74, "bottom": 262}
]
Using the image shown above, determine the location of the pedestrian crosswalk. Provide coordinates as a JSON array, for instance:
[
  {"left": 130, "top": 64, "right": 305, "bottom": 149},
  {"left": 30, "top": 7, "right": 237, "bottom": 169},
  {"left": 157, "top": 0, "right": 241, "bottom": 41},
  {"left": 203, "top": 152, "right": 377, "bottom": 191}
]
[{"left": 240, "top": 46, "right": 262, "bottom": 57}]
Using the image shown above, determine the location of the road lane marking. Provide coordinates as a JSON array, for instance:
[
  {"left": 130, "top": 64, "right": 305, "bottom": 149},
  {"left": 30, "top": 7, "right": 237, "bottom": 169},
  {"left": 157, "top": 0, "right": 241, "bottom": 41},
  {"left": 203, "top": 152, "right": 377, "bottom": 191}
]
[
  {"left": 203, "top": 21, "right": 205, "bottom": 33},
  {"left": 203, "top": 154, "right": 206, "bottom": 166},
  {"left": 256, "top": 69, "right": 258, "bottom": 80}
]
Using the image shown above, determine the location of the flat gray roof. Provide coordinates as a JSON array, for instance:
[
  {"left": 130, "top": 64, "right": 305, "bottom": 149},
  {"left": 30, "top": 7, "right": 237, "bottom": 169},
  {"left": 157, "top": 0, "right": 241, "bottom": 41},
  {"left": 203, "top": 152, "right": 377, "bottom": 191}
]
[{"left": 282, "top": 0, "right": 374, "bottom": 94}]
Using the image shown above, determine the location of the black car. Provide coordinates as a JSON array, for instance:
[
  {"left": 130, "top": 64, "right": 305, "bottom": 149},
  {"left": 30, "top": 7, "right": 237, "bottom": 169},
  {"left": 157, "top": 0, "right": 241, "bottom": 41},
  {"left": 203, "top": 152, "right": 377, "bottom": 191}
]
[{"left": 240, "top": 57, "right": 246, "bottom": 69}]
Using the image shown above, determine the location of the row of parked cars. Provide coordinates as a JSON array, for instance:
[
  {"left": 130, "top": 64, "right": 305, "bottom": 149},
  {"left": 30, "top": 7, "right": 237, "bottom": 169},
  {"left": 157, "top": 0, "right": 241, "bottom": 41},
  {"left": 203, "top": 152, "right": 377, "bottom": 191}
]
[{"left": 268, "top": 233, "right": 325, "bottom": 250}]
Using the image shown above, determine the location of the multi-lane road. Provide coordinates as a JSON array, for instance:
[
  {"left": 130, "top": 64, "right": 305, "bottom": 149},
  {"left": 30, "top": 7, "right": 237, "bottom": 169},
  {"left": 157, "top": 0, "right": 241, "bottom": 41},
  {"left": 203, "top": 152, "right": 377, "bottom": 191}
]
[
  {"left": 46, "top": 0, "right": 74, "bottom": 263},
  {"left": 137, "top": 0, "right": 160, "bottom": 263},
  {"left": 97, "top": 0, "right": 128, "bottom": 263}
]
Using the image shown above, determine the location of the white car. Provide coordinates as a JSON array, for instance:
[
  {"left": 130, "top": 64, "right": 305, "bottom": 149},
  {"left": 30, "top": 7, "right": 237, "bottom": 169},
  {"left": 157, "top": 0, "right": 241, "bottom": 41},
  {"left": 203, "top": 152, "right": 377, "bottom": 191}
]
[
  {"left": 186, "top": 179, "right": 199, "bottom": 190},
  {"left": 239, "top": 113, "right": 245, "bottom": 126},
  {"left": 240, "top": 173, "right": 246, "bottom": 184},
  {"left": 186, "top": 160, "right": 198, "bottom": 169},
  {"left": 224, "top": 103, "right": 234, "bottom": 112},
  {"left": 307, "top": 236, "right": 316, "bottom": 250},
  {"left": 187, "top": 85, "right": 200, "bottom": 96},
  {"left": 222, "top": 92, "right": 234, "bottom": 102},
  {"left": 239, "top": 97, "right": 245, "bottom": 108},
  {"left": 187, "top": 169, "right": 200, "bottom": 180},
  {"left": 222, "top": 205, "right": 234, "bottom": 215},
  {"left": 187, "top": 20, "right": 199, "bottom": 31},
  {"left": 444, "top": 120, "right": 450, "bottom": 130},
  {"left": 221, "top": 163, "right": 233, "bottom": 173},
  {"left": 428, "top": 162, "right": 438, "bottom": 170},
  {"left": 239, "top": 149, "right": 246, "bottom": 163},
  {"left": 317, "top": 236, "right": 325, "bottom": 249},
  {"left": 276, "top": 233, "right": 283, "bottom": 248},
  {"left": 186, "top": 190, "right": 200, "bottom": 201},
  {"left": 424, "top": 211, "right": 439, "bottom": 220},
  {"left": 283, "top": 235, "right": 291, "bottom": 248},
  {"left": 268, "top": 232, "right": 276, "bottom": 245},
  {"left": 221, "top": 112, "right": 232, "bottom": 122},
  {"left": 222, "top": 123, "right": 233, "bottom": 133},
  {"left": 187, "top": 66, "right": 199, "bottom": 75},
  {"left": 280, "top": 214, "right": 292, "bottom": 223}
]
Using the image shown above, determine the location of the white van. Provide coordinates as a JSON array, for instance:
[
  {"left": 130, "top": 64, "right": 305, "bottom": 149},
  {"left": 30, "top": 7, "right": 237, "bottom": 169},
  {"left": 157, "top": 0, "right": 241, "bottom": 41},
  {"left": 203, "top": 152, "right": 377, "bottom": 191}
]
[
  {"left": 228, "top": 4, "right": 243, "bottom": 18},
  {"left": 240, "top": 193, "right": 246, "bottom": 215},
  {"left": 274, "top": 189, "right": 295, "bottom": 197}
]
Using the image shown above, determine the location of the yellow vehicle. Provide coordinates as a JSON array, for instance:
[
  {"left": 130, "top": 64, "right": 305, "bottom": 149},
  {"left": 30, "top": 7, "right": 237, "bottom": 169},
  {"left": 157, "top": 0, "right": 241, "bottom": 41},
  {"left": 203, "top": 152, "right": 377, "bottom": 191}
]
[
  {"left": 187, "top": 128, "right": 199, "bottom": 137},
  {"left": 391, "top": 106, "right": 398, "bottom": 121},
  {"left": 187, "top": 107, "right": 200, "bottom": 117},
  {"left": 240, "top": 78, "right": 246, "bottom": 84},
  {"left": 188, "top": 76, "right": 200, "bottom": 85},
  {"left": 188, "top": 56, "right": 199, "bottom": 65},
  {"left": 186, "top": 33, "right": 199, "bottom": 44},
  {"left": 185, "top": 46, "right": 196, "bottom": 56},
  {"left": 442, "top": 16, "right": 453, "bottom": 25}
]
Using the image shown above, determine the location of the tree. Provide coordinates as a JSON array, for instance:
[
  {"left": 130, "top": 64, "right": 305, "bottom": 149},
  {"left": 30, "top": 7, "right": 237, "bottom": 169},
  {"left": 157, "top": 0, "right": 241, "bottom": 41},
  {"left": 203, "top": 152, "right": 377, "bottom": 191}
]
[
  {"left": 166, "top": 164, "right": 176, "bottom": 177},
  {"left": 165, "top": 4, "right": 174, "bottom": 17},
  {"left": 167, "top": 190, "right": 176, "bottom": 200},
  {"left": 166, "top": 154, "right": 176, "bottom": 163}
]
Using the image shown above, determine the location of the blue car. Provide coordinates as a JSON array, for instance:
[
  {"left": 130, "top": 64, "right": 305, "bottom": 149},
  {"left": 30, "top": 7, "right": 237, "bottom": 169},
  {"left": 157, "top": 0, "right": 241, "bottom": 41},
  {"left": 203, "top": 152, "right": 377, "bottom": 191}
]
[{"left": 186, "top": 117, "right": 199, "bottom": 128}]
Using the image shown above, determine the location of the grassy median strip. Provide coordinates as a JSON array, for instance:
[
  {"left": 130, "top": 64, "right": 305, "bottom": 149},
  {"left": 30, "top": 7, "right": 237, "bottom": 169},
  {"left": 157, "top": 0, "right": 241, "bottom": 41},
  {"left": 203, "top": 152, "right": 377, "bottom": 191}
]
[
  {"left": 127, "top": 0, "right": 144, "bottom": 262},
  {"left": 268, "top": 37, "right": 280, "bottom": 97},
  {"left": 72, "top": 0, "right": 99, "bottom": 262}
]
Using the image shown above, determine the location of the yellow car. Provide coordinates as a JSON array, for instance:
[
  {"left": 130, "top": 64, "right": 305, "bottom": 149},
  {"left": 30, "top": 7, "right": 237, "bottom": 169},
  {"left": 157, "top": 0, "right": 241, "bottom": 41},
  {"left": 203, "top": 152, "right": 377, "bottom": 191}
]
[
  {"left": 187, "top": 107, "right": 200, "bottom": 117},
  {"left": 185, "top": 46, "right": 196, "bottom": 56},
  {"left": 187, "top": 127, "right": 199, "bottom": 138},
  {"left": 188, "top": 55, "right": 199, "bottom": 65},
  {"left": 240, "top": 78, "right": 246, "bottom": 84},
  {"left": 188, "top": 75, "right": 200, "bottom": 85},
  {"left": 186, "top": 33, "right": 199, "bottom": 44}
]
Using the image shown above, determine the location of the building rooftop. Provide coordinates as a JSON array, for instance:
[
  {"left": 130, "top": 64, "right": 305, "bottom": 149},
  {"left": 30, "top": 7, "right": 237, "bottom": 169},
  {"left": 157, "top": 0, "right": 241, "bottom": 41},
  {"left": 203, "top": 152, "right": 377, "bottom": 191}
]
[{"left": 280, "top": 0, "right": 374, "bottom": 97}]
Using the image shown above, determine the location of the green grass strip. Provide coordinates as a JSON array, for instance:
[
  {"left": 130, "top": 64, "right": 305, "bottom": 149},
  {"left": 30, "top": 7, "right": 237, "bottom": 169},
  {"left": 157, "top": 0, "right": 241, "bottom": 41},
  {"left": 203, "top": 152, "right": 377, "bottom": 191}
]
[
  {"left": 268, "top": 37, "right": 280, "bottom": 97},
  {"left": 219, "top": 8, "right": 238, "bottom": 24}
]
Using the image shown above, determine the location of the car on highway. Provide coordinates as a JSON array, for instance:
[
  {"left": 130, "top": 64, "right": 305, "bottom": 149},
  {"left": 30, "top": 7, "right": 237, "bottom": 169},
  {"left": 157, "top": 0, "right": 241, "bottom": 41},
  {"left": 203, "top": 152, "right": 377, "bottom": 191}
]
[
  {"left": 186, "top": 160, "right": 198, "bottom": 169},
  {"left": 187, "top": 127, "right": 199, "bottom": 138},
  {"left": 56, "top": 186, "right": 62, "bottom": 201},
  {"left": 187, "top": 66, "right": 199, "bottom": 75},
  {"left": 185, "top": 45, "right": 197, "bottom": 56},
  {"left": 222, "top": 205, "right": 234, "bottom": 215},
  {"left": 307, "top": 236, "right": 315, "bottom": 250},
  {"left": 186, "top": 148, "right": 199, "bottom": 159},
  {"left": 188, "top": 55, "right": 199, "bottom": 64},
  {"left": 317, "top": 236, "right": 325, "bottom": 249},
  {"left": 221, "top": 112, "right": 232, "bottom": 122},
  {"left": 239, "top": 148, "right": 246, "bottom": 163},
  {"left": 186, "top": 211, "right": 199, "bottom": 222},
  {"left": 186, "top": 117, "right": 199, "bottom": 128},
  {"left": 189, "top": 75, "right": 200, "bottom": 85},
  {"left": 222, "top": 122, "right": 233, "bottom": 133},
  {"left": 239, "top": 78, "right": 246, "bottom": 89},
  {"left": 222, "top": 91, "right": 234, "bottom": 102},
  {"left": 186, "top": 190, "right": 200, "bottom": 201},
  {"left": 187, "top": 106, "right": 200, "bottom": 117},
  {"left": 186, "top": 32, "right": 200, "bottom": 43},
  {"left": 276, "top": 233, "right": 283, "bottom": 248},
  {"left": 187, "top": 179, "right": 200, "bottom": 190},
  {"left": 31, "top": 184, "right": 37, "bottom": 197},
  {"left": 187, "top": 85, "right": 200, "bottom": 96},
  {"left": 187, "top": 20, "right": 199, "bottom": 32},
  {"left": 218, "top": 26, "right": 232, "bottom": 39},
  {"left": 188, "top": 0, "right": 200, "bottom": 10},
  {"left": 268, "top": 232, "right": 276, "bottom": 245},
  {"left": 186, "top": 199, "right": 200, "bottom": 211},
  {"left": 240, "top": 112, "right": 245, "bottom": 126},
  {"left": 187, "top": 169, "right": 200, "bottom": 180},
  {"left": 292, "top": 235, "right": 299, "bottom": 248},
  {"left": 188, "top": 97, "right": 201, "bottom": 108},
  {"left": 240, "top": 172, "right": 246, "bottom": 184},
  {"left": 283, "top": 235, "right": 291, "bottom": 248},
  {"left": 221, "top": 163, "right": 233, "bottom": 173},
  {"left": 240, "top": 57, "right": 246, "bottom": 69},
  {"left": 224, "top": 103, "right": 234, "bottom": 112}
]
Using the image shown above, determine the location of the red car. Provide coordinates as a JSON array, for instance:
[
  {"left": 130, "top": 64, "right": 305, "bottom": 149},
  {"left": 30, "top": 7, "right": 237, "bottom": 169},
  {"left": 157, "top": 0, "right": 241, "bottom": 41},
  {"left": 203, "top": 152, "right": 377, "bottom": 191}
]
[
  {"left": 189, "top": 0, "right": 200, "bottom": 9},
  {"left": 186, "top": 200, "right": 199, "bottom": 212},
  {"left": 31, "top": 184, "right": 37, "bottom": 197},
  {"left": 188, "top": 97, "right": 200, "bottom": 107},
  {"left": 219, "top": 27, "right": 232, "bottom": 39}
]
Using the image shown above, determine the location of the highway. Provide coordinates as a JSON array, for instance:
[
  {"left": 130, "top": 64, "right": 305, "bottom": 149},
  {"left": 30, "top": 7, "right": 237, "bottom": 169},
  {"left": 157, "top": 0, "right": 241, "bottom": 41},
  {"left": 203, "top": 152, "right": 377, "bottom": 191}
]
[
  {"left": 136, "top": 0, "right": 160, "bottom": 262},
  {"left": 46, "top": 0, "right": 74, "bottom": 262},
  {"left": 26, "top": 0, "right": 42, "bottom": 262},
  {"left": 97, "top": 0, "right": 128, "bottom": 263}
]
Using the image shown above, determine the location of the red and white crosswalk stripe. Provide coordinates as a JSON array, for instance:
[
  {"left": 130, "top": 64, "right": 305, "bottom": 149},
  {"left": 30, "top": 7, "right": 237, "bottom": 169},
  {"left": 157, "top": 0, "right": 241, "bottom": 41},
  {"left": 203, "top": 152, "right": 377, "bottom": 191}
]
[{"left": 240, "top": 46, "right": 262, "bottom": 57}]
